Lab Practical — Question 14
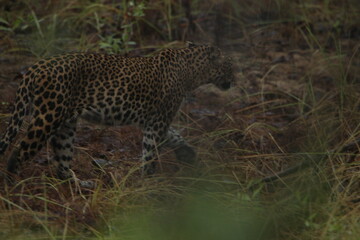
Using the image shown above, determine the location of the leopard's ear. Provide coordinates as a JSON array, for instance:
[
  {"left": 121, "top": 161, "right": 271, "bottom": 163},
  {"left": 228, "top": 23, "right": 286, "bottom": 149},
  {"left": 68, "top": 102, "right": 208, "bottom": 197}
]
[{"left": 186, "top": 41, "right": 197, "bottom": 48}]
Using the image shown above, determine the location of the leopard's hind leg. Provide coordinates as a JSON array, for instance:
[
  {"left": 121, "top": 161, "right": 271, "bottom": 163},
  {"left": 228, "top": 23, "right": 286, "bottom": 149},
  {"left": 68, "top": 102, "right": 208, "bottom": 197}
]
[
  {"left": 49, "top": 117, "right": 78, "bottom": 180},
  {"left": 6, "top": 94, "right": 68, "bottom": 178}
]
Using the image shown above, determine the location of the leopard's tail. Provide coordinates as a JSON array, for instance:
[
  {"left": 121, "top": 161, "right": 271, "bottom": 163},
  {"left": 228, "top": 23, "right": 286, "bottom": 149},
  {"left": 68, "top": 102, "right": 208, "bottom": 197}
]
[{"left": 0, "top": 73, "right": 31, "bottom": 155}]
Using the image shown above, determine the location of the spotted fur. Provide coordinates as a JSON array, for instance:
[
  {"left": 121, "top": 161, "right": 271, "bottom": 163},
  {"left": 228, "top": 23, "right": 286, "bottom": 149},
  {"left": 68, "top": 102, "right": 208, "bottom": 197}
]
[{"left": 0, "top": 43, "right": 234, "bottom": 179}]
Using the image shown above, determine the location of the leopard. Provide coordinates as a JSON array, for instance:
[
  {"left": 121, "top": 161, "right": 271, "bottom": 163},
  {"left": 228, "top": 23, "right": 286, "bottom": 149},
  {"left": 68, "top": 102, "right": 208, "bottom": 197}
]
[{"left": 0, "top": 42, "right": 234, "bottom": 181}]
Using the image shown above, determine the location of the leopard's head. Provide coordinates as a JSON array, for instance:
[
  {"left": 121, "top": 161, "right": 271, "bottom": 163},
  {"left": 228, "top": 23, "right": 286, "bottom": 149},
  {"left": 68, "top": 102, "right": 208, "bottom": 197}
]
[
  {"left": 209, "top": 56, "right": 234, "bottom": 90},
  {"left": 186, "top": 42, "right": 235, "bottom": 90}
]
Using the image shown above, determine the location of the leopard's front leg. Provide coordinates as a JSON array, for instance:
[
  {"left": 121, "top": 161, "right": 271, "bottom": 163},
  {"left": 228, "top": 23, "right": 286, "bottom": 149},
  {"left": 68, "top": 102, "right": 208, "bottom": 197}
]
[
  {"left": 141, "top": 122, "right": 169, "bottom": 175},
  {"left": 164, "top": 127, "right": 196, "bottom": 164}
]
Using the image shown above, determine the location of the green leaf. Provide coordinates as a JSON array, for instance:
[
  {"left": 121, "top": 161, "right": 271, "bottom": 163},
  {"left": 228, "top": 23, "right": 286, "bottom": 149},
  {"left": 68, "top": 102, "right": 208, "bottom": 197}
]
[
  {"left": 0, "top": 17, "right": 9, "bottom": 25},
  {"left": 0, "top": 26, "right": 12, "bottom": 32}
]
